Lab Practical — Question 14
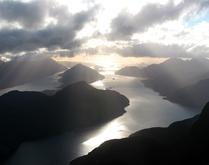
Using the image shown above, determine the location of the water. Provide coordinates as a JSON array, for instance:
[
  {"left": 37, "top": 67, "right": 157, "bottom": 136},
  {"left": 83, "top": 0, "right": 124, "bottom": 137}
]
[
  {"left": 83, "top": 74, "right": 197, "bottom": 151},
  {"left": 4, "top": 73, "right": 198, "bottom": 165}
]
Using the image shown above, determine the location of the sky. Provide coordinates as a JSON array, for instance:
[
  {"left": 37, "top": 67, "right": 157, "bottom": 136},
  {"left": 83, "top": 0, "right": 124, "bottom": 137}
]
[{"left": 0, "top": 0, "right": 209, "bottom": 60}]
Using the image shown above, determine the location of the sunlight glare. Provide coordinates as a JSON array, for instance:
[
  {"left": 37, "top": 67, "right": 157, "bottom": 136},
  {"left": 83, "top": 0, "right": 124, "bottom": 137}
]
[
  {"left": 94, "top": 55, "right": 117, "bottom": 69},
  {"left": 93, "top": 55, "right": 120, "bottom": 75},
  {"left": 83, "top": 120, "right": 127, "bottom": 148},
  {"left": 91, "top": 80, "right": 105, "bottom": 90}
]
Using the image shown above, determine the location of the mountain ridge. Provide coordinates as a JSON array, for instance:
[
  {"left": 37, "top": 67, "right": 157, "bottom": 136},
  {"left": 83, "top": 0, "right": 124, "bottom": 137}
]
[
  {"left": 0, "top": 56, "right": 66, "bottom": 90},
  {"left": 70, "top": 102, "right": 209, "bottom": 165}
]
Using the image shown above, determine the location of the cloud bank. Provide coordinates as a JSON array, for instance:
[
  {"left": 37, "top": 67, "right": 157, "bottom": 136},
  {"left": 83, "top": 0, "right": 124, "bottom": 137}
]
[
  {"left": 109, "top": 0, "right": 209, "bottom": 40},
  {"left": 0, "top": 0, "right": 97, "bottom": 54},
  {"left": 0, "top": 0, "right": 208, "bottom": 58}
]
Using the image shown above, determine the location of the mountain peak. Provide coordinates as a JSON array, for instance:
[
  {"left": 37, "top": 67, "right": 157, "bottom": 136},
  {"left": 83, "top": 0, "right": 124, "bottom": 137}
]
[{"left": 60, "top": 63, "right": 105, "bottom": 86}]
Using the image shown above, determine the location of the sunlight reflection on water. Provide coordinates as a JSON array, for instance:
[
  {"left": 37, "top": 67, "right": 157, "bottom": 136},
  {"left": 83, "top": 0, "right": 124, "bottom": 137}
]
[
  {"left": 4, "top": 66, "right": 198, "bottom": 165},
  {"left": 90, "top": 80, "right": 105, "bottom": 90},
  {"left": 83, "top": 73, "right": 198, "bottom": 153},
  {"left": 83, "top": 119, "right": 127, "bottom": 147}
]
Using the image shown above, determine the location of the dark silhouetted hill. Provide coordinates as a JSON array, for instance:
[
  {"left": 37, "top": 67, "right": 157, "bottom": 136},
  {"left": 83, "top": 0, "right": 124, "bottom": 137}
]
[
  {"left": 70, "top": 102, "right": 209, "bottom": 165},
  {"left": 59, "top": 64, "right": 105, "bottom": 87},
  {"left": 0, "top": 56, "right": 66, "bottom": 89},
  {"left": 0, "top": 82, "right": 129, "bottom": 163},
  {"left": 116, "top": 66, "right": 143, "bottom": 77}
]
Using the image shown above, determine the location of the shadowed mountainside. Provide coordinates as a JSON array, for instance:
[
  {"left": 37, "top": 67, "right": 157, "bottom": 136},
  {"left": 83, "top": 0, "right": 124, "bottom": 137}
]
[
  {"left": 141, "top": 58, "right": 209, "bottom": 96},
  {"left": 0, "top": 56, "right": 66, "bottom": 90},
  {"left": 59, "top": 64, "right": 105, "bottom": 87},
  {"left": 168, "top": 78, "right": 209, "bottom": 108},
  {"left": 116, "top": 58, "right": 209, "bottom": 108},
  {"left": 0, "top": 81, "right": 129, "bottom": 163},
  {"left": 141, "top": 58, "right": 209, "bottom": 108},
  {"left": 70, "top": 102, "right": 209, "bottom": 165}
]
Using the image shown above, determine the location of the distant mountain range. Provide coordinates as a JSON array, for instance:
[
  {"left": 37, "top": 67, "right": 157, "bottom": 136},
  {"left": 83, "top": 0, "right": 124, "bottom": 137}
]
[
  {"left": 0, "top": 81, "right": 129, "bottom": 163},
  {"left": 70, "top": 102, "right": 209, "bottom": 165},
  {"left": 116, "top": 58, "right": 209, "bottom": 108},
  {"left": 0, "top": 56, "right": 66, "bottom": 90},
  {"left": 0, "top": 60, "right": 105, "bottom": 97},
  {"left": 142, "top": 58, "right": 209, "bottom": 92}
]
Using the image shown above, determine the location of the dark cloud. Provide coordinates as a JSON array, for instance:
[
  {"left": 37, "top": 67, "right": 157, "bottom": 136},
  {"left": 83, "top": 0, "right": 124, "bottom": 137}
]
[
  {"left": 0, "top": 0, "right": 99, "bottom": 29},
  {"left": 0, "top": 0, "right": 49, "bottom": 29},
  {"left": 0, "top": 5, "right": 97, "bottom": 54},
  {"left": 50, "top": 47, "right": 99, "bottom": 57},
  {"left": 115, "top": 43, "right": 189, "bottom": 57},
  {"left": 0, "top": 27, "right": 75, "bottom": 53},
  {"left": 109, "top": 0, "right": 209, "bottom": 40},
  {"left": 113, "top": 43, "right": 209, "bottom": 58},
  {"left": 95, "top": 42, "right": 209, "bottom": 58}
]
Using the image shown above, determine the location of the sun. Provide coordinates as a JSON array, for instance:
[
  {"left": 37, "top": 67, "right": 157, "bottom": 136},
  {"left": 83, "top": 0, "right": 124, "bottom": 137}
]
[
  {"left": 91, "top": 54, "right": 120, "bottom": 75},
  {"left": 93, "top": 55, "right": 116, "bottom": 68}
]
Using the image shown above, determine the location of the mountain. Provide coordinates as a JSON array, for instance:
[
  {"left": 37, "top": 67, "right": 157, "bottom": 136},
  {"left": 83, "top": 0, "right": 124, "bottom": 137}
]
[
  {"left": 59, "top": 64, "right": 105, "bottom": 87},
  {"left": 168, "top": 78, "right": 209, "bottom": 108},
  {"left": 103, "top": 58, "right": 209, "bottom": 109},
  {"left": 0, "top": 56, "right": 66, "bottom": 90},
  {"left": 143, "top": 58, "right": 209, "bottom": 85},
  {"left": 115, "top": 66, "right": 142, "bottom": 77},
  {"left": 70, "top": 102, "right": 209, "bottom": 165},
  {"left": 0, "top": 81, "right": 129, "bottom": 162},
  {"left": 140, "top": 58, "right": 209, "bottom": 102},
  {"left": 115, "top": 58, "right": 209, "bottom": 107}
]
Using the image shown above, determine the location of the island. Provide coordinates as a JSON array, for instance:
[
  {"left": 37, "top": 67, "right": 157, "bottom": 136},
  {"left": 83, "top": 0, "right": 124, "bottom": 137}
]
[
  {"left": 59, "top": 64, "right": 105, "bottom": 87},
  {"left": 0, "top": 81, "right": 129, "bottom": 163}
]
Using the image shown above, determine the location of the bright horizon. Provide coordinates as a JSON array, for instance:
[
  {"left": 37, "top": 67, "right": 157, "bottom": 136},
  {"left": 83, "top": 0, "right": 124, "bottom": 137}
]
[{"left": 53, "top": 55, "right": 167, "bottom": 69}]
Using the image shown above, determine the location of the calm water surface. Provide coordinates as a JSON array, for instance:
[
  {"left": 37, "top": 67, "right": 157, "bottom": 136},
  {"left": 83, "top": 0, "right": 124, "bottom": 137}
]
[{"left": 4, "top": 71, "right": 198, "bottom": 165}]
